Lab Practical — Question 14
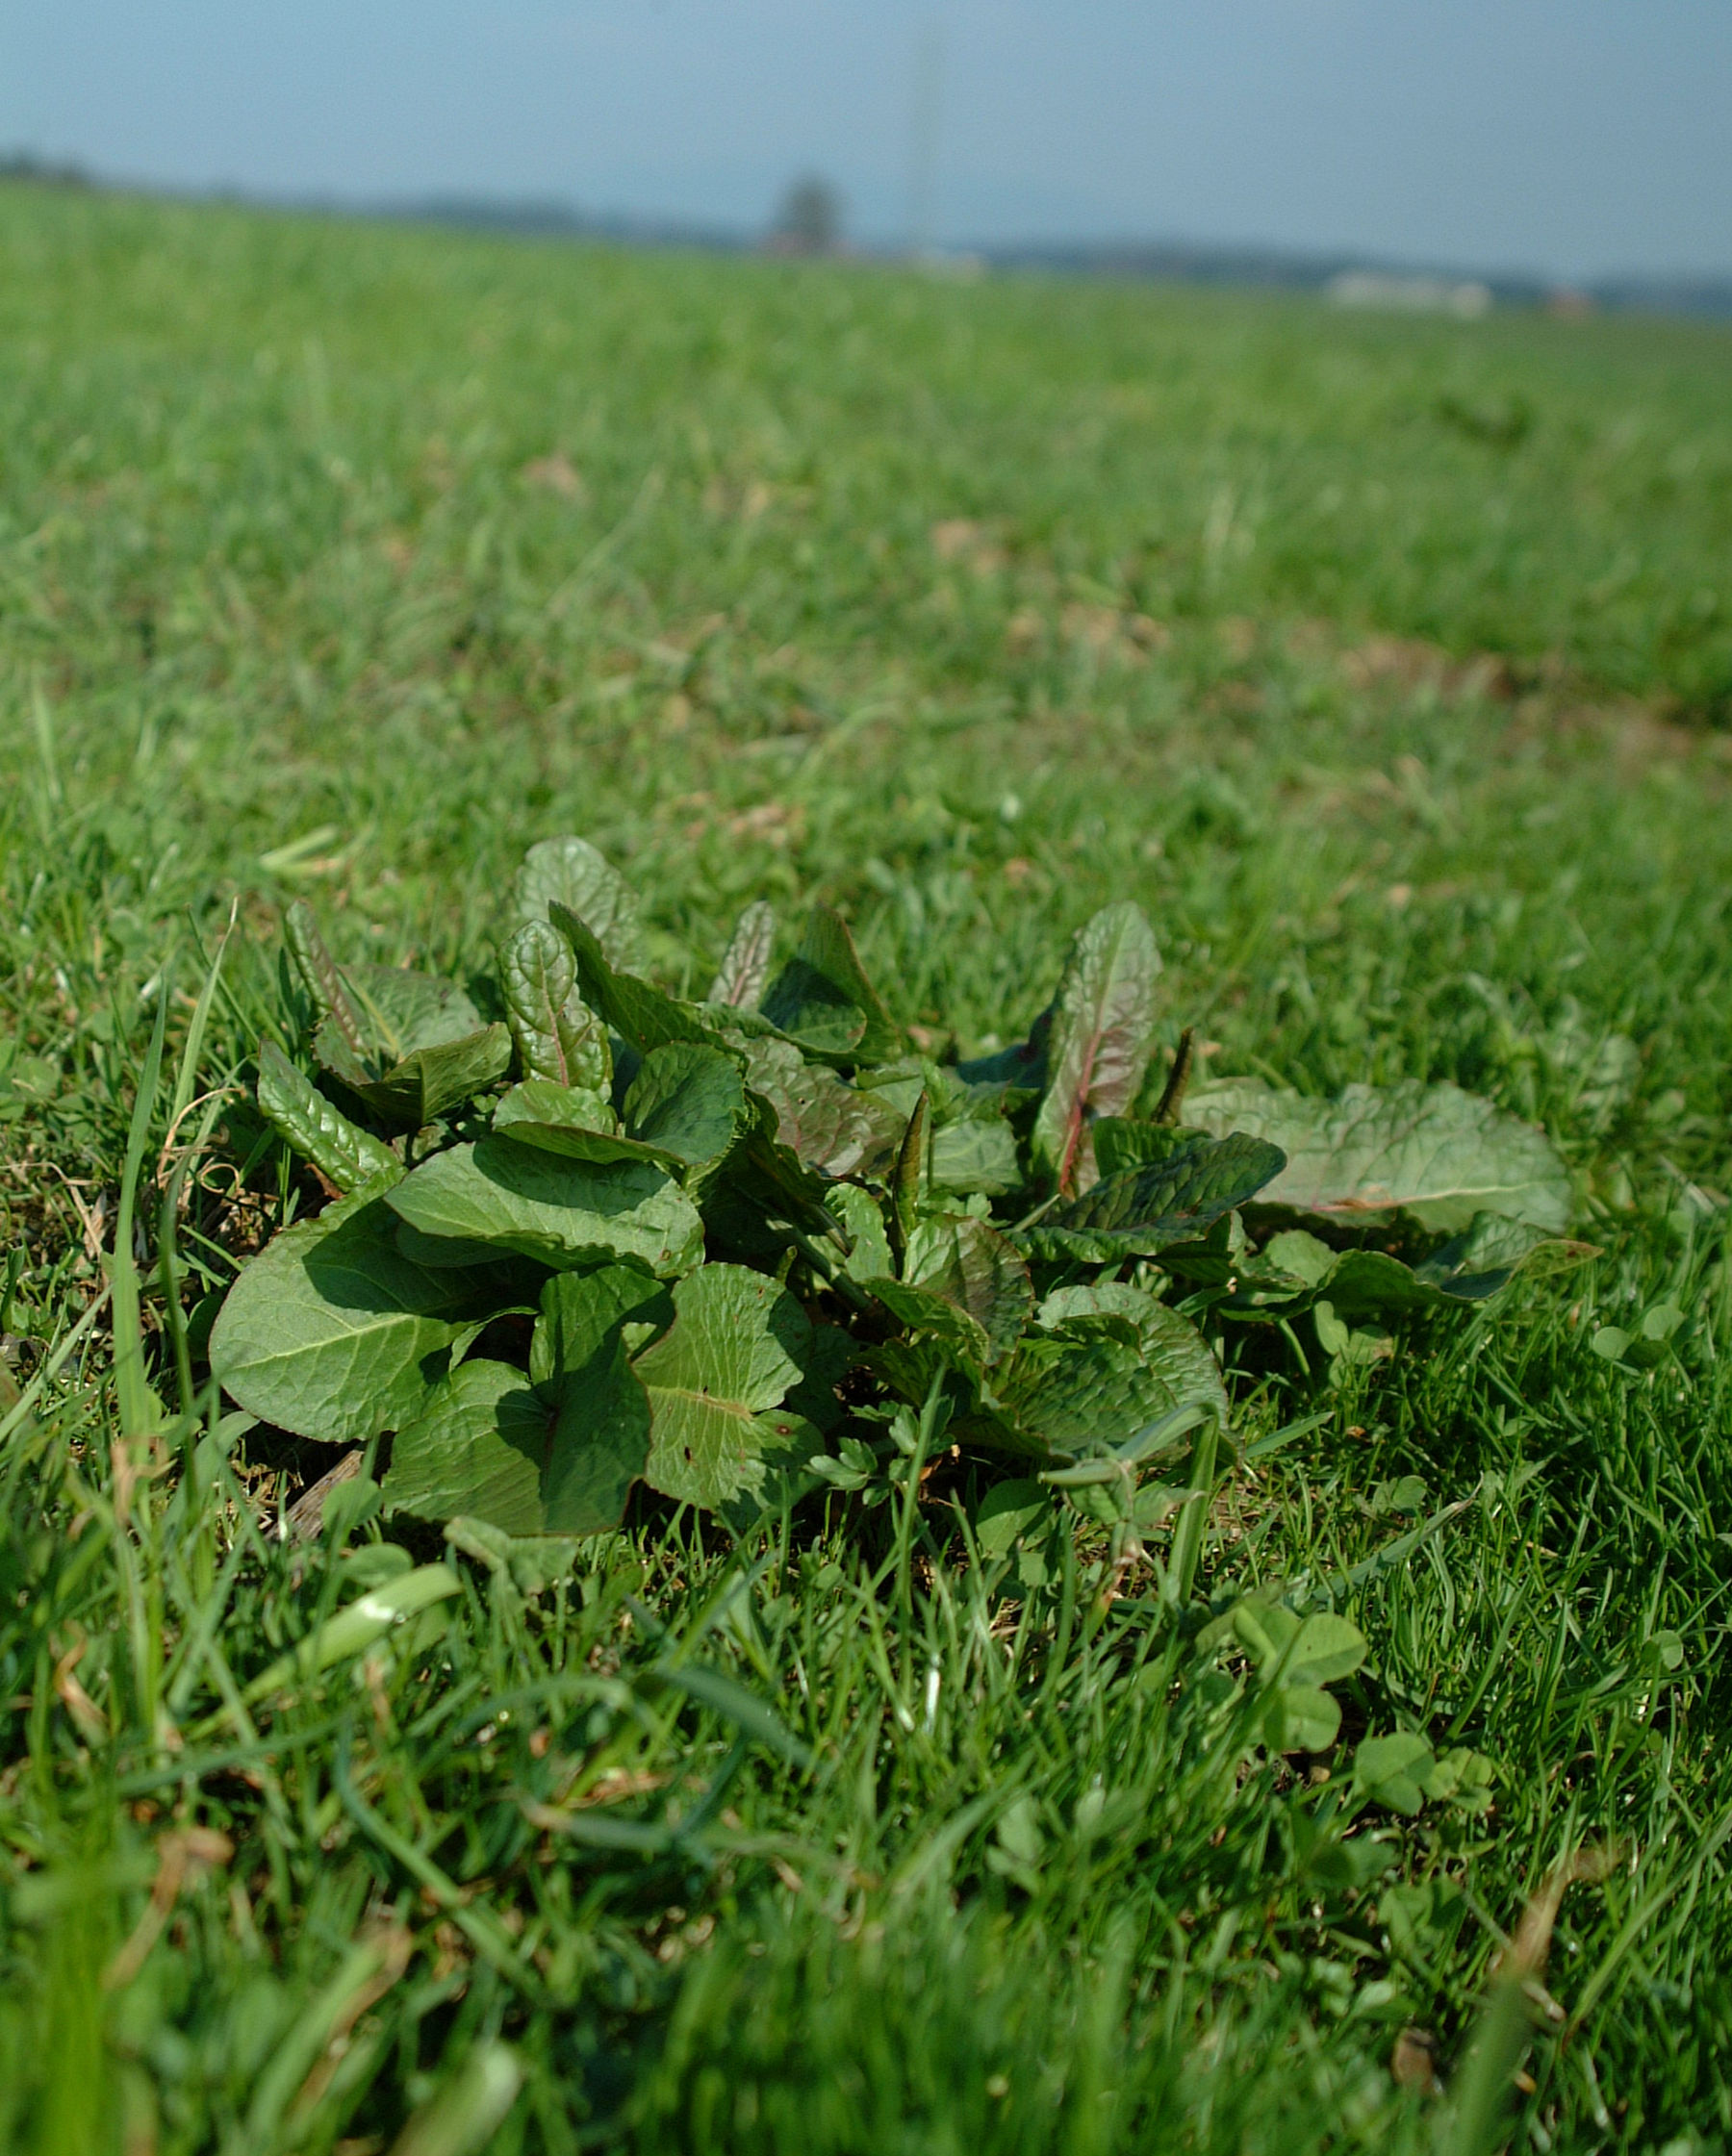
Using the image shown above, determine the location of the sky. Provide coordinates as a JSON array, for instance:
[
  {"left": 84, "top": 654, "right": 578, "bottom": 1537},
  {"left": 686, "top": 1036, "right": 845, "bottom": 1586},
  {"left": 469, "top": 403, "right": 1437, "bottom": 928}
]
[{"left": 4, "top": 0, "right": 1729, "bottom": 281}]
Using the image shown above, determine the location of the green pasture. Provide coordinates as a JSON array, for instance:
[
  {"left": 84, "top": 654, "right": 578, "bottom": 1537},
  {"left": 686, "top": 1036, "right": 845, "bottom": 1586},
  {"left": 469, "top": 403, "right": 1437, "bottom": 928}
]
[{"left": 0, "top": 180, "right": 1730, "bottom": 2153}]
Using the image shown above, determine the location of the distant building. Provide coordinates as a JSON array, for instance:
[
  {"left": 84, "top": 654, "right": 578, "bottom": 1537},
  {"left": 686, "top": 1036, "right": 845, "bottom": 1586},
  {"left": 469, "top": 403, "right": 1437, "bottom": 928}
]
[{"left": 1327, "top": 271, "right": 1492, "bottom": 319}]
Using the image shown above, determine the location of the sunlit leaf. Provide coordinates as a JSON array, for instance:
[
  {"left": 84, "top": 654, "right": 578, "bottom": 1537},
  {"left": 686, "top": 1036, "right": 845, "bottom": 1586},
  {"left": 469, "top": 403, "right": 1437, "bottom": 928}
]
[
  {"left": 1022, "top": 1131, "right": 1286, "bottom": 1261},
  {"left": 328, "top": 1024, "right": 513, "bottom": 1132},
  {"left": 255, "top": 1041, "right": 399, "bottom": 1192},
  {"left": 513, "top": 835, "right": 646, "bottom": 971},
  {"left": 866, "top": 1213, "right": 1032, "bottom": 1368},
  {"left": 387, "top": 1133, "right": 704, "bottom": 1276},
  {"left": 211, "top": 1177, "right": 495, "bottom": 1447},
  {"left": 500, "top": 918, "right": 611, "bottom": 1092},
  {"left": 385, "top": 1345, "right": 650, "bottom": 1537},
  {"left": 708, "top": 900, "right": 777, "bottom": 1008},
  {"left": 761, "top": 904, "right": 901, "bottom": 1062},
  {"left": 741, "top": 1035, "right": 903, "bottom": 1178},
  {"left": 1184, "top": 1078, "right": 1572, "bottom": 1232},
  {"left": 1032, "top": 903, "right": 1160, "bottom": 1195},
  {"left": 634, "top": 1265, "right": 812, "bottom": 1509}
]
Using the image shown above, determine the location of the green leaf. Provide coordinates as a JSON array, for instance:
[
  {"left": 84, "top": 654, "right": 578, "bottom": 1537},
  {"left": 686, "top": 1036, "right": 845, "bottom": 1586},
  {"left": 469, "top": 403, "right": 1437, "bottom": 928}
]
[
  {"left": 443, "top": 1517, "right": 583, "bottom": 1597},
  {"left": 826, "top": 1183, "right": 894, "bottom": 1281},
  {"left": 1256, "top": 1229, "right": 1338, "bottom": 1288},
  {"left": 494, "top": 1043, "right": 746, "bottom": 1181},
  {"left": 1353, "top": 1733, "right": 1494, "bottom": 1815},
  {"left": 865, "top": 1209, "right": 1033, "bottom": 1375},
  {"left": 1370, "top": 1475, "right": 1428, "bottom": 1514},
  {"left": 634, "top": 1265, "right": 812, "bottom": 1508},
  {"left": 1322, "top": 1230, "right": 1586, "bottom": 1319},
  {"left": 1215, "top": 1601, "right": 1366, "bottom": 1754},
  {"left": 1312, "top": 1297, "right": 1394, "bottom": 1375},
  {"left": 532, "top": 1263, "right": 674, "bottom": 1379},
  {"left": 889, "top": 1213, "right": 1032, "bottom": 1362},
  {"left": 708, "top": 900, "right": 777, "bottom": 1008},
  {"left": 1316, "top": 1249, "right": 1450, "bottom": 1317},
  {"left": 493, "top": 1079, "right": 633, "bottom": 1157},
  {"left": 493, "top": 1059, "right": 744, "bottom": 1179},
  {"left": 387, "top": 1359, "right": 551, "bottom": 1535},
  {"left": 499, "top": 919, "right": 611, "bottom": 1092},
  {"left": 1034, "top": 1282, "right": 1229, "bottom": 1423},
  {"left": 550, "top": 901, "right": 719, "bottom": 1055},
  {"left": 1352, "top": 1732, "right": 1436, "bottom": 1815},
  {"left": 624, "top": 1042, "right": 749, "bottom": 1167},
  {"left": 385, "top": 1343, "right": 650, "bottom": 1537},
  {"left": 242, "top": 1563, "right": 462, "bottom": 1702},
  {"left": 335, "top": 1025, "right": 514, "bottom": 1132},
  {"left": 963, "top": 1315, "right": 1217, "bottom": 1462},
  {"left": 702, "top": 1089, "right": 853, "bottom": 1256},
  {"left": 1089, "top": 1117, "right": 1200, "bottom": 1180},
  {"left": 283, "top": 900, "right": 366, "bottom": 1053},
  {"left": 740, "top": 1035, "right": 903, "bottom": 1177},
  {"left": 865, "top": 1276, "right": 991, "bottom": 1372},
  {"left": 1429, "top": 1747, "right": 1495, "bottom": 1814},
  {"left": 1022, "top": 1131, "right": 1286, "bottom": 1262},
  {"left": 930, "top": 1114, "right": 1020, "bottom": 1198},
  {"left": 782, "top": 1322, "right": 856, "bottom": 1433},
  {"left": 387, "top": 1264, "right": 674, "bottom": 1535},
  {"left": 973, "top": 1478, "right": 1052, "bottom": 1560},
  {"left": 1265, "top": 1685, "right": 1341, "bottom": 1754},
  {"left": 211, "top": 1179, "right": 493, "bottom": 1446},
  {"left": 513, "top": 835, "right": 645, "bottom": 971},
  {"left": 1286, "top": 1611, "right": 1369, "bottom": 1685},
  {"left": 1231, "top": 1603, "right": 1368, "bottom": 1686},
  {"left": 1032, "top": 902, "right": 1160, "bottom": 1195},
  {"left": 760, "top": 905, "right": 901, "bottom": 1062},
  {"left": 385, "top": 1134, "right": 704, "bottom": 1276},
  {"left": 955, "top": 1011, "right": 1051, "bottom": 1097},
  {"left": 1232, "top": 1212, "right": 1598, "bottom": 1323},
  {"left": 341, "top": 963, "right": 485, "bottom": 1060},
  {"left": 311, "top": 1011, "right": 376, "bottom": 1096},
  {"left": 891, "top": 1091, "right": 931, "bottom": 1254},
  {"left": 1414, "top": 1211, "right": 1598, "bottom": 1297},
  {"left": 256, "top": 1041, "right": 399, "bottom": 1192},
  {"left": 1592, "top": 1301, "right": 1685, "bottom": 1369},
  {"left": 1183, "top": 1078, "right": 1572, "bottom": 1232},
  {"left": 1148, "top": 1208, "right": 1248, "bottom": 1291}
]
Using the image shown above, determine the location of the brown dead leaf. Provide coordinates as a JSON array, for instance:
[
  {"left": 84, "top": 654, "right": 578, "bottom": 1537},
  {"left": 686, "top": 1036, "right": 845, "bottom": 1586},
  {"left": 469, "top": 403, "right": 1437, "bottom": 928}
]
[
  {"left": 1061, "top": 602, "right": 1152, "bottom": 667},
  {"left": 288, "top": 1923, "right": 413, "bottom": 2119},
  {"left": 105, "top": 1827, "right": 235, "bottom": 1990},
  {"left": 53, "top": 1633, "right": 107, "bottom": 1742},
  {"left": 286, "top": 1450, "right": 365, "bottom": 1543},
  {"left": 1390, "top": 2026, "right": 1440, "bottom": 2093},
  {"left": 930, "top": 519, "right": 1006, "bottom": 574},
  {"left": 727, "top": 800, "right": 805, "bottom": 848},
  {"left": 521, "top": 453, "right": 584, "bottom": 500}
]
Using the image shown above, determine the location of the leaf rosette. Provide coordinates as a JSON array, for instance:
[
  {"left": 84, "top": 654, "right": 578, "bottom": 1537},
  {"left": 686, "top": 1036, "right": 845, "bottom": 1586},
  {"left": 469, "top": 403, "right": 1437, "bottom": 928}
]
[{"left": 208, "top": 845, "right": 1579, "bottom": 1543}]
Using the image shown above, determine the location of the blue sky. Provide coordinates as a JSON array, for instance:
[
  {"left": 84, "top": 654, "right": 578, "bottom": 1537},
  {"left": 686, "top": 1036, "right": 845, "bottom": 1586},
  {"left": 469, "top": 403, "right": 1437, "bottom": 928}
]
[{"left": 5, "top": 0, "right": 1729, "bottom": 278}]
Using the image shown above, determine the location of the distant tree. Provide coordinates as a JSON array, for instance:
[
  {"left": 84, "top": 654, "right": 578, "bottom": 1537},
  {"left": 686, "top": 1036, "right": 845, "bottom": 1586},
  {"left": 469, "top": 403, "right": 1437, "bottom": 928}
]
[
  {"left": 0, "top": 149, "right": 90, "bottom": 188},
  {"left": 770, "top": 175, "right": 843, "bottom": 256}
]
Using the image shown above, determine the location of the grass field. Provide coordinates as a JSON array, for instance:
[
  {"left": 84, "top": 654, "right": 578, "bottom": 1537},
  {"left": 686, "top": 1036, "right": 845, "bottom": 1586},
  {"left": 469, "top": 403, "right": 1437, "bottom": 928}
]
[{"left": 1, "top": 179, "right": 1731, "bottom": 2154}]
